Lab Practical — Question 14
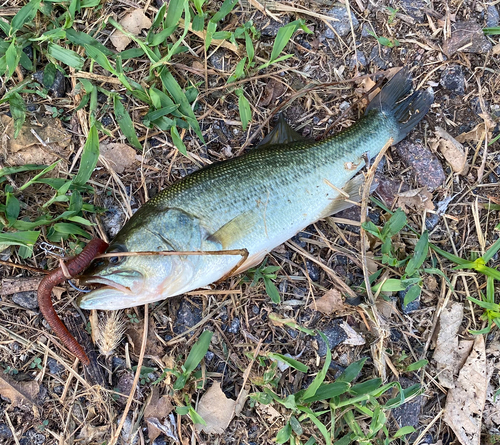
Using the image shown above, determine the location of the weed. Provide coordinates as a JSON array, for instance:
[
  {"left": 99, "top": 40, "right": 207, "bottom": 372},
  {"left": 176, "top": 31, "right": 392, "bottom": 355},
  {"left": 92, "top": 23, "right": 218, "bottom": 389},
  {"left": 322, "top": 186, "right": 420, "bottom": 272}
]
[
  {"left": 245, "top": 262, "right": 282, "bottom": 304},
  {"left": 366, "top": 29, "right": 400, "bottom": 48}
]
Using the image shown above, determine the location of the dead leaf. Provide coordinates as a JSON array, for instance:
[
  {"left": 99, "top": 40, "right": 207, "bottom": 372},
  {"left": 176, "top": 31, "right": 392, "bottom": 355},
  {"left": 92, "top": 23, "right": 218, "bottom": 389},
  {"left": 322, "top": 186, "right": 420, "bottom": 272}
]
[
  {"left": 196, "top": 382, "right": 240, "bottom": 434},
  {"left": 0, "top": 115, "right": 71, "bottom": 166},
  {"left": 309, "top": 289, "right": 344, "bottom": 315},
  {"left": 259, "top": 79, "right": 286, "bottom": 107},
  {"left": 99, "top": 142, "right": 137, "bottom": 174},
  {"left": 110, "top": 9, "right": 152, "bottom": 51},
  {"left": 435, "top": 127, "right": 469, "bottom": 175},
  {"left": 455, "top": 123, "right": 489, "bottom": 144},
  {"left": 256, "top": 403, "right": 282, "bottom": 422},
  {"left": 340, "top": 321, "right": 365, "bottom": 346},
  {"left": 126, "top": 317, "right": 164, "bottom": 357},
  {"left": 396, "top": 187, "right": 435, "bottom": 213},
  {"left": 145, "top": 387, "right": 174, "bottom": 442},
  {"left": 0, "top": 372, "right": 39, "bottom": 411},
  {"left": 77, "top": 425, "right": 109, "bottom": 444},
  {"left": 433, "top": 303, "right": 473, "bottom": 388},
  {"left": 444, "top": 335, "right": 487, "bottom": 445}
]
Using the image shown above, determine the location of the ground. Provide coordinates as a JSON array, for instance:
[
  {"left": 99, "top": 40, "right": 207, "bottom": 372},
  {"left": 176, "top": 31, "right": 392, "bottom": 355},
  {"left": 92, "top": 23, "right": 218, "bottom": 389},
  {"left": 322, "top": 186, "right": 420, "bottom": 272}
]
[{"left": 0, "top": 0, "right": 499, "bottom": 444}]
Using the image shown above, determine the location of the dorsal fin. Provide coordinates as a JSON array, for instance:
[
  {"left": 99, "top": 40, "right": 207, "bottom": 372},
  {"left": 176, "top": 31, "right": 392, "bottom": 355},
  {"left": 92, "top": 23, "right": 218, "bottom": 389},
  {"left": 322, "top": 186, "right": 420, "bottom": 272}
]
[{"left": 257, "top": 114, "right": 307, "bottom": 148}]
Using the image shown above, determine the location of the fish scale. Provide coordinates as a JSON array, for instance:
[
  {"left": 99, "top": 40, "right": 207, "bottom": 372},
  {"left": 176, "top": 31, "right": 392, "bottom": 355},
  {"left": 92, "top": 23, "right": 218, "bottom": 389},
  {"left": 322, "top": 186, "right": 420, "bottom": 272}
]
[{"left": 79, "top": 68, "right": 434, "bottom": 310}]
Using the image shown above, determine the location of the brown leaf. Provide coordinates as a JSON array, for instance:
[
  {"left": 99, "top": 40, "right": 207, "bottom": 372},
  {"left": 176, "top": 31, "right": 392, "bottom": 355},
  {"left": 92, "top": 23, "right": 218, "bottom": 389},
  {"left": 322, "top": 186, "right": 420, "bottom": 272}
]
[
  {"left": 455, "top": 123, "right": 488, "bottom": 144},
  {"left": 0, "top": 115, "right": 71, "bottom": 166},
  {"left": 396, "top": 188, "right": 435, "bottom": 213},
  {"left": 110, "top": 9, "right": 152, "bottom": 51},
  {"left": 0, "top": 372, "right": 39, "bottom": 410},
  {"left": 145, "top": 387, "right": 174, "bottom": 442},
  {"left": 444, "top": 335, "right": 487, "bottom": 445},
  {"left": 126, "top": 317, "right": 164, "bottom": 357},
  {"left": 259, "top": 79, "right": 286, "bottom": 107},
  {"left": 77, "top": 425, "right": 109, "bottom": 444},
  {"left": 433, "top": 303, "right": 473, "bottom": 388},
  {"left": 195, "top": 382, "right": 238, "bottom": 434},
  {"left": 436, "top": 127, "right": 469, "bottom": 175},
  {"left": 99, "top": 142, "right": 137, "bottom": 174},
  {"left": 309, "top": 289, "right": 344, "bottom": 315}
]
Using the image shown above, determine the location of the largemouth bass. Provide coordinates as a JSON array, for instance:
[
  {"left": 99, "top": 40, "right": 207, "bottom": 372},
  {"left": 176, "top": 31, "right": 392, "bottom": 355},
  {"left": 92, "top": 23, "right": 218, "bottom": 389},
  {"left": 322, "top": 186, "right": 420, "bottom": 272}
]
[{"left": 79, "top": 68, "right": 433, "bottom": 310}]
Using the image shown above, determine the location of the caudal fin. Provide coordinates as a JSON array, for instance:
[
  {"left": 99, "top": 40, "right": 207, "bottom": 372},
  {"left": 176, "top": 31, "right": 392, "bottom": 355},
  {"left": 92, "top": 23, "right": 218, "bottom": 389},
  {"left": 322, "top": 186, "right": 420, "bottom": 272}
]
[{"left": 366, "top": 68, "right": 434, "bottom": 144}]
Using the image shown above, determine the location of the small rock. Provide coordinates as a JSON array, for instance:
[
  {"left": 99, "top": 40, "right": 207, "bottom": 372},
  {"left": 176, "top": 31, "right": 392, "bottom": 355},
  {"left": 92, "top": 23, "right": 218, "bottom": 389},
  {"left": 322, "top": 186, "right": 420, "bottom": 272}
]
[
  {"left": 443, "top": 21, "right": 492, "bottom": 55},
  {"left": 209, "top": 49, "right": 232, "bottom": 72},
  {"left": 47, "top": 358, "right": 65, "bottom": 375},
  {"left": 398, "top": 288, "right": 421, "bottom": 314},
  {"left": 101, "top": 195, "right": 127, "bottom": 238},
  {"left": 391, "top": 377, "right": 423, "bottom": 432},
  {"left": 361, "top": 24, "right": 374, "bottom": 38},
  {"left": 328, "top": 361, "right": 346, "bottom": 378},
  {"left": 173, "top": 299, "right": 202, "bottom": 335},
  {"left": 396, "top": 141, "right": 446, "bottom": 191},
  {"left": 348, "top": 51, "right": 367, "bottom": 69},
  {"left": 33, "top": 69, "right": 66, "bottom": 97},
  {"left": 116, "top": 372, "right": 142, "bottom": 404},
  {"left": 257, "top": 15, "right": 290, "bottom": 37},
  {"left": 227, "top": 317, "right": 240, "bottom": 334},
  {"left": 440, "top": 65, "right": 465, "bottom": 95},
  {"left": 486, "top": 5, "right": 500, "bottom": 28},
  {"left": 100, "top": 114, "right": 113, "bottom": 127},
  {"left": 0, "top": 423, "right": 12, "bottom": 439},
  {"left": 399, "top": 0, "right": 426, "bottom": 22},
  {"left": 291, "top": 230, "right": 312, "bottom": 248},
  {"left": 112, "top": 356, "right": 126, "bottom": 370},
  {"left": 315, "top": 319, "right": 348, "bottom": 357},
  {"left": 19, "top": 428, "right": 46, "bottom": 445},
  {"left": 205, "top": 351, "right": 214, "bottom": 361},
  {"left": 375, "top": 177, "right": 410, "bottom": 207},
  {"left": 368, "top": 45, "right": 392, "bottom": 69},
  {"left": 12, "top": 291, "right": 38, "bottom": 310},
  {"left": 252, "top": 305, "right": 260, "bottom": 315},
  {"left": 305, "top": 261, "right": 320, "bottom": 282},
  {"left": 324, "top": 6, "right": 359, "bottom": 39}
]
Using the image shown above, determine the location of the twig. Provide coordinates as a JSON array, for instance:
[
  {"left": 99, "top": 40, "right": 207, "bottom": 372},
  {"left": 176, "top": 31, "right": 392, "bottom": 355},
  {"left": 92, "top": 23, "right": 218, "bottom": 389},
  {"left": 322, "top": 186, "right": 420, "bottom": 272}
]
[
  {"left": 0, "top": 260, "right": 49, "bottom": 274},
  {"left": 109, "top": 304, "right": 148, "bottom": 445},
  {"left": 95, "top": 249, "right": 248, "bottom": 259}
]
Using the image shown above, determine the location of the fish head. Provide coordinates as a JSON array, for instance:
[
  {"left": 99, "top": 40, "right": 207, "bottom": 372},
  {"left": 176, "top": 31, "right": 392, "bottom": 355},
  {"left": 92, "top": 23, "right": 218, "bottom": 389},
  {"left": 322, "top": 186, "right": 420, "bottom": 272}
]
[{"left": 78, "top": 208, "right": 208, "bottom": 310}]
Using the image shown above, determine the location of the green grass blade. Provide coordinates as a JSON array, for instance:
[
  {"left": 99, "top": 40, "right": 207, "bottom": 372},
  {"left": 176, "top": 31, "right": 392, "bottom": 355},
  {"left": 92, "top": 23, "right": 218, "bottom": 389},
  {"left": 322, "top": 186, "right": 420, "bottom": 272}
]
[
  {"left": 381, "top": 208, "right": 406, "bottom": 238},
  {"left": 165, "top": 0, "right": 184, "bottom": 30},
  {"left": 11, "top": 0, "right": 41, "bottom": 35},
  {"left": 170, "top": 125, "right": 187, "bottom": 155},
  {"left": 405, "top": 230, "right": 429, "bottom": 276},
  {"left": 73, "top": 125, "right": 99, "bottom": 185},
  {"left": 47, "top": 42, "right": 84, "bottom": 69},
  {"left": 5, "top": 39, "right": 21, "bottom": 80},
  {"left": 19, "top": 160, "right": 60, "bottom": 191},
  {"left": 302, "top": 332, "right": 331, "bottom": 400},
  {"left": 0, "top": 231, "right": 40, "bottom": 249},
  {"left": 301, "top": 382, "right": 350, "bottom": 403},
  {"left": 183, "top": 330, "right": 213, "bottom": 374},
  {"left": 113, "top": 95, "right": 141, "bottom": 149},
  {"left": 483, "top": 237, "right": 500, "bottom": 263},
  {"left": 211, "top": 0, "right": 238, "bottom": 22},
  {"left": 0, "top": 165, "right": 46, "bottom": 178},
  {"left": 337, "top": 358, "right": 367, "bottom": 383},
  {"left": 8, "top": 92, "right": 26, "bottom": 138},
  {"left": 268, "top": 353, "right": 308, "bottom": 373},
  {"left": 237, "top": 89, "right": 251, "bottom": 130},
  {"left": 66, "top": 28, "right": 115, "bottom": 56},
  {"left": 52, "top": 222, "right": 91, "bottom": 239}
]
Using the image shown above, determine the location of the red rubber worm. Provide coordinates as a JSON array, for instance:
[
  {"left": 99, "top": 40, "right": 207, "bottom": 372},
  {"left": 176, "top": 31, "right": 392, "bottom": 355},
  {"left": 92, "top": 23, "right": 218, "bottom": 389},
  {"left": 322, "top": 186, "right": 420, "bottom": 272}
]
[{"left": 37, "top": 238, "right": 109, "bottom": 366}]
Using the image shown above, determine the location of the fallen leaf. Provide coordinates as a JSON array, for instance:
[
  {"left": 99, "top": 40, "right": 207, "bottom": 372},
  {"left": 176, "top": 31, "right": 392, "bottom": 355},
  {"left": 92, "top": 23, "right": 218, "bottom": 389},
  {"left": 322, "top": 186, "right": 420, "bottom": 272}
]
[
  {"left": 340, "top": 321, "right": 365, "bottom": 346},
  {"left": 195, "top": 382, "right": 240, "bottom": 434},
  {"left": 444, "top": 335, "right": 487, "bottom": 445},
  {"left": 396, "top": 187, "right": 435, "bottom": 213},
  {"left": 435, "top": 127, "right": 469, "bottom": 175},
  {"left": 77, "top": 425, "right": 109, "bottom": 444},
  {"left": 309, "top": 289, "right": 345, "bottom": 315},
  {"left": 126, "top": 317, "right": 164, "bottom": 357},
  {"left": 0, "top": 115, "right": 71, "bottom": 166},
  {"left": 259, "top": 79, "right": 286, "bottom": 107},
  {"left": 99, "top": 142, "right": 137, "bottom": 174},
  {"left": 145, "top": 387, "right": 174, "bottom": 442},
  {"left": 0, "top": 372, "right": 39, "bottom": 411},
  {"left": 256, "top": 402, "right": 282, "bottom": 422},
  {"left": 432, "top": 302, "right": 473, "bottom": 388},
  {"left": 455, "top": 123, "right": 489, "bottom": 144},
  {"left": 110, "top": 9, "right": 152, "bottom": 52}
]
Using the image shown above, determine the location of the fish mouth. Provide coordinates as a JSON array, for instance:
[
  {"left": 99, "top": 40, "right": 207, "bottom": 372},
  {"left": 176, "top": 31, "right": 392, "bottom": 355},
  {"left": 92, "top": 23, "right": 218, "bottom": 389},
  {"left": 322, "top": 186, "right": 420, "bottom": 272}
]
[{"left": 78, "top": 275, "right": 134, "bottom": 295}]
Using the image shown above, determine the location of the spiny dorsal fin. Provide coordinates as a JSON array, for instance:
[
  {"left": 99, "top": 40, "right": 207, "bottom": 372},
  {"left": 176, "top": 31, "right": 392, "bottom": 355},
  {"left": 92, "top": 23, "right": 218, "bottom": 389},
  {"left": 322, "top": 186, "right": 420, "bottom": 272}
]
[{"left": 257, "top": 114, "right": 307, "bottom": 149}]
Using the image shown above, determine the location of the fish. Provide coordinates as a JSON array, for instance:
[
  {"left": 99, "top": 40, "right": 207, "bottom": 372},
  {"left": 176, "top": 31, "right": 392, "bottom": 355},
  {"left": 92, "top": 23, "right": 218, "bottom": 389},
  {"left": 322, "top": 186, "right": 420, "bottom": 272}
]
[{"left": 79, "top": 68, "right": 433, "bottom": 310}]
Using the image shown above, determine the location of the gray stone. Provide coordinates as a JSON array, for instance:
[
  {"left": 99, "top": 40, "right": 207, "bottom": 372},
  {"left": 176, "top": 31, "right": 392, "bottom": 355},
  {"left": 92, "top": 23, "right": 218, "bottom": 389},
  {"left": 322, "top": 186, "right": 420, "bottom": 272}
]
[
  {"left": 315, "top": 319, "right": 348, "bottom": 356},
  {"left": 443, "top": 21, "right": 492, "bottom": 55},
  {"left": 173, "top": 299, "right": 202, "bottom": 335},
  {"left": 306, "top": 261, "right": 320, "bottom": 282},
  {"left": 440, "top": 65, "right": 465, "bottom": 95},
  {"left": 368, "top": 45, "right": 392, "bottom": 69},
  {"left": 47, "top": 358, "right": 65, "bottom": 375},
  {"left": 391, "top": 377, "right": 423, "bottom": 433},
  {"left": 33, "top": 68, "right": 66, "bottom": 97},
  {"left": 486, "top": 5, "right": 500, "bottom": 28},
  {"left": 349, "top": 51, "right": 367, "bottom": 69},
  {"left": 227, "top": 317, "right": 241, "bottom": 334},
  {"left": 12, "top": 291, "right": 38, "bottom": 310},
  {"left": 398, "top": 287, "right": 421, "bottom": 314},
  {"left": 399, "top": 0, "right": 426, "bottom": 22},
  {"left": 324, "top": 6, "right": 359, "bottom": 39}
]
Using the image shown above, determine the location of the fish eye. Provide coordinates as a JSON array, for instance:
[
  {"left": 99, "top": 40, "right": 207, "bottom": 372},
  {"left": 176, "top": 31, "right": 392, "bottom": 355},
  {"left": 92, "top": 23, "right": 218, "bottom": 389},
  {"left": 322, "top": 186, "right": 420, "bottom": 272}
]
[{"left": 107, "top": 244, "right": 127, "bottom": 266}]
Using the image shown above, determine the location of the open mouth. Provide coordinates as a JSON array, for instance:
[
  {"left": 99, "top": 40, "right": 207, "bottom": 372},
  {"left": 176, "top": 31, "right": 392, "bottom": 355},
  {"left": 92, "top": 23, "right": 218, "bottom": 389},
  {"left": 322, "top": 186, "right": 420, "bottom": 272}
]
[{"left": 78, "top": 275, "right": 134, "bottom": 296}]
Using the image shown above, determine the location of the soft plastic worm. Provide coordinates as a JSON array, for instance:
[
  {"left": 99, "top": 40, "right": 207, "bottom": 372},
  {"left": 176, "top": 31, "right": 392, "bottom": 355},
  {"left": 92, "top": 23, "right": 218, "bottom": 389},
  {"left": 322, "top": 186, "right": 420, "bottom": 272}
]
[{"left": 37, "top": 239, "right": 109, "bottom": 365}]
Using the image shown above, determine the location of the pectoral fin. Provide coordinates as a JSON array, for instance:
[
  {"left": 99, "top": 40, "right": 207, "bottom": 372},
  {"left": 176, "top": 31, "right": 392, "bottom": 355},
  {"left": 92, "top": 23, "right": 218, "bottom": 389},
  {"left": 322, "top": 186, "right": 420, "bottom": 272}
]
[{"left": 208, "top": 211, "right": 259, "bottom": 249}]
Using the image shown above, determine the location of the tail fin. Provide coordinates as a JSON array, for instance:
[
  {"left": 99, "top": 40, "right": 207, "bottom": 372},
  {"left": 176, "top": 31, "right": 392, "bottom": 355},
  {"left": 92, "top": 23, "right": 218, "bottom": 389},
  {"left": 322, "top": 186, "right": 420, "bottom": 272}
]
[{"left": 366, "top": 68, "right": 434, "bottom": 144}]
